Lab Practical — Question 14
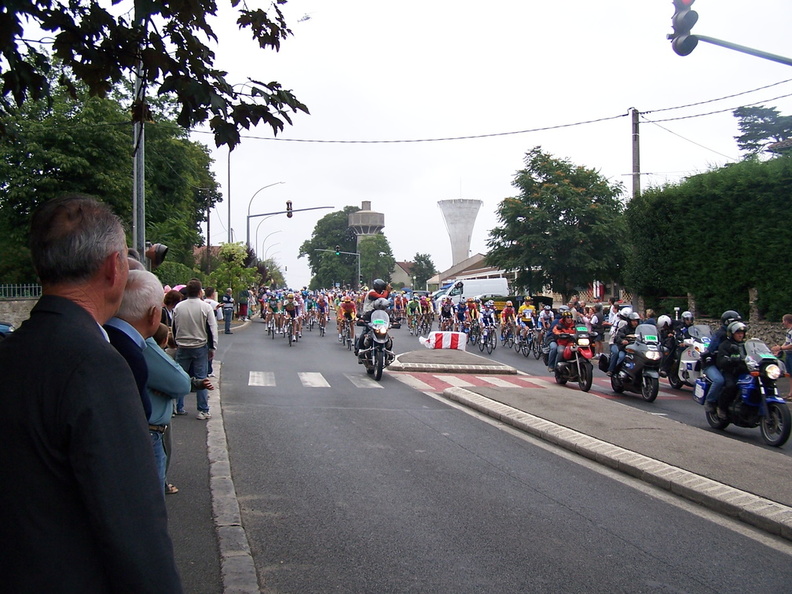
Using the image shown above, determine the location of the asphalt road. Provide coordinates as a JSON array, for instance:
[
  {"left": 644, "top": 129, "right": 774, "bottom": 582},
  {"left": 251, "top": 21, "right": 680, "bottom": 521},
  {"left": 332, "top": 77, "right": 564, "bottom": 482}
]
[{"left": 214, "top": 319, "right": 792, "bottom": 592}]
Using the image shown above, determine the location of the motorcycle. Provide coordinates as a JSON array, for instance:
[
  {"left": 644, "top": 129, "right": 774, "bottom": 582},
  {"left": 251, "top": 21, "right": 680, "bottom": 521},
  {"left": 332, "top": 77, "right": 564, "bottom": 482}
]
[
  {"left": 667, "top": 324, "right": 712, "bottom": 390},
  {"left": 609, "top": 323, "right": 663, "bottom": 402},
  {"left": 358, "top": 308, "right": 395, "bottom": 381},
  {"left": 553, "top": 325, "right": 595, "bottom": 392},
  {"left": 694, "top": 338, "right": 791, "bottom": 447}
]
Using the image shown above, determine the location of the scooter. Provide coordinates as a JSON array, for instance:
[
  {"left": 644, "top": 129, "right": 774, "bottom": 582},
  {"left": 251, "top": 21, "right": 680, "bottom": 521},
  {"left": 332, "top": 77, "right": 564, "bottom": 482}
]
[
  {"left": 358, "top": 308, "right": 395, "bottom": 381},
  {"left": 609, "top": 323, "right": 663, "bottom": 402},
  {"left": 694, "top": 338, "right": 791, "bottom": 447},
  {"left": 554, "top": 325, "right": 595, "bottom": 392},
  {"left": 668, "top": 324, "right": 712, "bottom": 390}
]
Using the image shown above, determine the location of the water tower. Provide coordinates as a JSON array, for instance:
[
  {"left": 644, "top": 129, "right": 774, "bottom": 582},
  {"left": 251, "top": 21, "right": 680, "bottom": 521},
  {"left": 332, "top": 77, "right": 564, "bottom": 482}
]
[
  {"left": 348, "top": 201, "right": 385, "bottom": 248},
  {"left": 438, "top": 199, "right": 482, "bottom": 266}
]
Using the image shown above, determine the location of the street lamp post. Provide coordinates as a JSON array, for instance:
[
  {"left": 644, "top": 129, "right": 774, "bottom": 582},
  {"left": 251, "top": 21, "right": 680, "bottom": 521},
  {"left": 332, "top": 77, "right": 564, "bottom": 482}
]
[
  {"left": 246, "top": 182, "right": 285, "bottom": 249},
  {"left": 264, "top": 243, "right": 281, "bottom": 260}
]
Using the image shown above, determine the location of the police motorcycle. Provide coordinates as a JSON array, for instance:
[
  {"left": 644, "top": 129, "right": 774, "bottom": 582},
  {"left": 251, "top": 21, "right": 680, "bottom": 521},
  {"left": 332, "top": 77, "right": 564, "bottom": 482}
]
[
  {"left": 553, "top": 324, "right": 595, "bottom": 392},
  {"left": 694, "top": 336, "right": 791, "bottom": 447},
  {"left": 610, "top": 323, "right": 663, "bottom": 402},
  {"left": 357, "top": 298, "right": 395, "bottom": 381},
  {"left": 668, "top": 324, "right": 712, "bottom": 390}
]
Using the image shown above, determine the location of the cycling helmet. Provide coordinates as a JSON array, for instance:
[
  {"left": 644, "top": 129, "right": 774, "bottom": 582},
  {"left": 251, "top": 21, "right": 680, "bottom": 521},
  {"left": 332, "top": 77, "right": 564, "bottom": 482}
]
[
  {"left": 287, "top": 293, "right": 294, "bottom": 299},
  {"left": 558, "top": 305, "right": 570, "bottom": 313},
  {"left": 721, "top": 310, "right": 742, "bottom": 326},
  {"left": 681, "top": 311, "right": 694, "bottom": 323},
  {"left": 343, "top": 295, "right": 351, "bottom": 302},
  {"left": 628, "top": 312, "right": 640, "bottom": 322},
  {"left": 727, "top": 321, "right": 747, "bottom": 340},
  {"left": 372, "top": 279, "right": 387, "bottom": 292},
  {"left": 466, "top": 297, "right": 474, "bottom": 303},
  {"left": 486, "top": 300, "right": 494, "bottom": 307},
  {"left": 544, "top": 305, "right": 551, "bottom": 310},
  {"left": 657, "top": 315, "right": 672, "bottom": 329},
  {"left": 524, "top": 296, "right": 532, "bottom": 302},
  {"left": 412, "top": 296, "right": 419, "bottom": 301},
  {"left": 506, "top": 301, "right": 513, "bottom": 307}
]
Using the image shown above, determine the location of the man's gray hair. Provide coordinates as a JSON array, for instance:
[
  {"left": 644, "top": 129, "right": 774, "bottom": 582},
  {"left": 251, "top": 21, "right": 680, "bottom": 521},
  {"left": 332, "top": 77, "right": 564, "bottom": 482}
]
[
  {"left": 117, "top": 270, "right": 164, "bottom": 323},
  {"left": 30, "top": 194, "right": 127, "bottom": 285}
]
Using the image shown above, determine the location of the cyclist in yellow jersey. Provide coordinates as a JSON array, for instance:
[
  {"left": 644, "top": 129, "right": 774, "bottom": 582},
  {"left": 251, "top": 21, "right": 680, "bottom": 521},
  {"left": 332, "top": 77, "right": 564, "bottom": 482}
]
[{"left": 517, "top": 296, "right": 536, "bottom": 340}]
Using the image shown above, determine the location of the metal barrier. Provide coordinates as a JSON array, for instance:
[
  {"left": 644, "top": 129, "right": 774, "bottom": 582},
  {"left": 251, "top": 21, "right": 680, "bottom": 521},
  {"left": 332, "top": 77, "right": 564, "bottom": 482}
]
[{"left": 0, "top": 284, "right": 42, "bottom": 298}]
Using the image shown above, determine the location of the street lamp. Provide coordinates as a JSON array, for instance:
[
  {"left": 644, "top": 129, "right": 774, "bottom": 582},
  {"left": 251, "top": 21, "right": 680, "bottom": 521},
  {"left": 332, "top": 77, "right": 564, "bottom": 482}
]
[
  {"left": 260, "top": 230, "right": 282, "bottom": 259},
  {"left": 246, "top": 182, "right": 285, "bottom": 249},
  {"left": 264, "top": 243, "right": 281, "bottom": 260}
]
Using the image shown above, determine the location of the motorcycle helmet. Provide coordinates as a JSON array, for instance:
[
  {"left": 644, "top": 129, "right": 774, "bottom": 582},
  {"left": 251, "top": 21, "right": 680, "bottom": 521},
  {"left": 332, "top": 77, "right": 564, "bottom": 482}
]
[
  {"left": 721, "top": 310, "right": 742, "bottom": 326},
  {"left": 561, "top": 310, "right": 573, "bottom": 319},
  {"left": 657, "top": 315, "right": 672, "bottom": 329},
  {"left": 619, "top": 306, "right": 633, "bottom": 319},
  {"left": 373, "top": 279, "right": 387, "bottom": 292},
  {"left": 681, "top": 311, "right": 694, "bottom": 324},
  {"left": 628, "top": 312, "right": 641, "bottom": 322},
  {"left": 726, "top": 321, "right": 747, "bottom": 340},
  {"left": 373, "top": 297, "right": 389, "bottom": 311}
]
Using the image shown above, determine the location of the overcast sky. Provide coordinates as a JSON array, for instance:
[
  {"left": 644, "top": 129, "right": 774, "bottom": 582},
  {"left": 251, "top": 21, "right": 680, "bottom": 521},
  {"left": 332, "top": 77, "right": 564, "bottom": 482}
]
[{"left": 191, "top": 0, "right": 792, "bottom": 289}]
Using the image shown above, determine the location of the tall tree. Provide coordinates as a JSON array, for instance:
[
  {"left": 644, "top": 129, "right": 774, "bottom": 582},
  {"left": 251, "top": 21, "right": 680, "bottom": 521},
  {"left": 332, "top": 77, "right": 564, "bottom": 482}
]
[
  {"left": 411, "top": 253, "right": 437, "bottom": 289},
  {"left": 0, "top": 0, "right": 308, "bottom": 148},
  {"left": 733, "top": 106, "right": 792, "bottom": 156},
  {"left": 298, "top": 207, "right": 360, "bottom": 289},
  {"left": 0, "top": 81, "right": 221, "bottom": 281},
  {"left": 358, "top": 234, "right": 394, "bottom": 287},
  {"left": 486, "top": 147, "right": 625, "bottom": 302}
]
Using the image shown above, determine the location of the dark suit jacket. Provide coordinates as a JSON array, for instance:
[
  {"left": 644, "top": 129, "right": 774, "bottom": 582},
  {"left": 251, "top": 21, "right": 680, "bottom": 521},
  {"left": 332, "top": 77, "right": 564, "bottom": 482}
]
[
  {"left": 0, "top": 295, "right": 181, "bottom": 592},
  {"left": 104, "top": 322, "right": 152, "bottom": 419}
]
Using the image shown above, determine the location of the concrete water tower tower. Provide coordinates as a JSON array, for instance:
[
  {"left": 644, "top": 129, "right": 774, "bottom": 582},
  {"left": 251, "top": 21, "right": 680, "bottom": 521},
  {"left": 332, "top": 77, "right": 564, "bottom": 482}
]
[
  {"left": 438, "top": 199, "right": 482, "bottom": 266},
  {"left": 348, "top": 201, "right": 385, "bottom": 248}
]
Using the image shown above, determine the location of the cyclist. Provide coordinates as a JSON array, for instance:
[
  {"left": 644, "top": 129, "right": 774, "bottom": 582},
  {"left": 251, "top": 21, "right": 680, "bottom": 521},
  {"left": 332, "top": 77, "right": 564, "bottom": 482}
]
[
  {"left": 316, "top": 293, "right": 329, "bottom": 331},
  {"left": 499, "top": 300, "right": 516, "bottom": 341},
  {"left": 480, "top": 300, "right": 497, "bottom": 334},
  {"left": 517, "top": 297, "right": 536, "bottom": 342},
  {"left": 337, "top": 295, "right": 357, "bottom": 341},
  {"left": 266, "top": 291, "right": 282, "bottom": 333},
  {"left": 392, "top": 292, "right": 405, "bottom": 324},
  {"left": 406, "top": 296, "right": 422, "bottom": 334},
  {"left": 282, "top": 292, "right": 298, "bottom": 340},
  {"left": 538, "top": 305, "right": 553, "bottom": 344},
  {"left": 419, "top": 295, "right": 434, "bottom": 330},
  {"left": 439, "top": 296, "right": 454, "bottom": 331},
  {"left": 455, "top": 298, "right": 469, "bottom": 332}
]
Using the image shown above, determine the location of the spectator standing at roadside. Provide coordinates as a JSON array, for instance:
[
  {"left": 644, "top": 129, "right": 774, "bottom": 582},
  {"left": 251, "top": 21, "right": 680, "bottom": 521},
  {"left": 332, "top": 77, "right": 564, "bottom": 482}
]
[
  {"left": 770, "top": 313, "right": 792, "bottom": 400},
  {"left": 173, "top": 278, "right": 218, "bottom": 419},
  {"left": 0, "top": 194, "right": 181, "bottom": 592},
  {"left": 221, "top": 287, "right": 235, "bottom": 334},
  {"left": 203, "top": 286, "right": 221, "bottom": 377}
]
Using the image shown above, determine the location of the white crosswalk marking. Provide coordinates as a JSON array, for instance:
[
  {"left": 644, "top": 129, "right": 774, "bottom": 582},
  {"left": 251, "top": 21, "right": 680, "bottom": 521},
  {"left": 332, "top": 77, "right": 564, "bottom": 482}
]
[
  {"left": 476, "top": 376, "right": 523, "bottom": 388},
  {"left": 391, "top": 374, "right": 435, "bottom": 391},
  {"left": 249, "top": 371, "right": 275, "bottom": 386},
  {"left": 298, "top": 372, "right": 331, "bottom": 388},
  {"left": 344, "top": 373, "right": 384, "bottom": 389},
  {"left": 434, "top": 374, "right": 475, "bottom": 388}
]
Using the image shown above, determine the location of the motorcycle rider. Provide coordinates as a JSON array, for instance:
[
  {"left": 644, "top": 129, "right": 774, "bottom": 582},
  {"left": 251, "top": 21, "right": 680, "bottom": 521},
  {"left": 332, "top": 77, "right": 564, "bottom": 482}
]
[
  {"left": 357, "top": 279, "right": 391, "bottom": 356},
  {"left": 657, "top": 314, "right": 676, "bottom": 377},
  {"left": 610, "top": 312, "right": 641, "bottom": 376},
  {"left": 715, "top": 321, "right": 748, "bottom": 419},
  {"left": 548, "top": 308, "right": 576, "bottom": 372},
  {"left": 701, "top": 310, "right": 742, "bottom": 414},
  {"left": 607, "top": 305, "right": 633, "bottom": 375},
  {"left": 659, "top": 311, "right": 694, "bottom": 378}
]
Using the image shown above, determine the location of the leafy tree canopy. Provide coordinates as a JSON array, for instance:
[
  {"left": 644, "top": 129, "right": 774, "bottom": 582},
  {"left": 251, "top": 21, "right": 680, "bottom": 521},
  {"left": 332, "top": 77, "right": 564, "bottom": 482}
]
[
  {"left": 298, "top": 207, "right": 360, "bottom": 289},
  {"left": 486, "top": 146, "right": 626, "bottom": 302},
  {"left": 358, "top": 234, "right": 394, "bottom": 287},
  {"left": 733, "top": 105, "right": 792, "bottom": 156},
  {"left": 0, "top": 0, "right": 308, "bottom": 148},
  {"left": 412, "top": 253, "right": 437, "bottom": 289}
]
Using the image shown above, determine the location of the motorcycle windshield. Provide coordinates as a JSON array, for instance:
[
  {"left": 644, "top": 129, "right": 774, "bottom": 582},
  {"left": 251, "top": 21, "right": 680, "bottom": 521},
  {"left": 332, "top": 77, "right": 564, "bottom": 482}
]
[
  {"left": 687, "top": 325, "right": 712, "bottom": 343},
  {"left": 635, "top": 324, "right": 659, "bottom": 343},
  {"left": 744, "top": 338, "right": 775, "bottom": 361},
  {"left": 371, "top": 310, "right": 389, "bottom": 328}
]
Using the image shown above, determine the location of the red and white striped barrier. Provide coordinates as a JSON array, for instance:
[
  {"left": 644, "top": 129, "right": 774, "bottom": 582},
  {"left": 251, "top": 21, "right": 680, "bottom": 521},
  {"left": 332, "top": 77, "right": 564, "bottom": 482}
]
[{"left": 419, "top": 331, "right": 467, "bottom": 351}]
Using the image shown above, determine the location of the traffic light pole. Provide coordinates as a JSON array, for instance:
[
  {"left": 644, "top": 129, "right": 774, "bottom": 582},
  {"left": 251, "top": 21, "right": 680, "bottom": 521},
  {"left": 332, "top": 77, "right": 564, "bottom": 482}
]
[{"left": 695, "top": 35, "right": 792, "bottom": 68}]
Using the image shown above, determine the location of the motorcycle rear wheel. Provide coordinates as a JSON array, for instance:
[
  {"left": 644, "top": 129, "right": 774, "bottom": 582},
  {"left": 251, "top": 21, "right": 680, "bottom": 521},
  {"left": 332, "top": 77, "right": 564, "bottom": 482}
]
[
  {"left": 641, "top": 376, "right": 659, "bottom": 402},
  {"left": 760, "top": 401, "right": 791, "bottom": 447},
  {"left": 578, "top": 363, "right": 593, "bottom": 392},
  {"left": 554, "top": 369, "right": 567, "bottom": 385}
]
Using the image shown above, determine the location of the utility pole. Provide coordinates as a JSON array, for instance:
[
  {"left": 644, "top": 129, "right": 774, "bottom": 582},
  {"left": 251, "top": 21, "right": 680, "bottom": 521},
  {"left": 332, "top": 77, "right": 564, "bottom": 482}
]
[
  {"left": 631, "top": 107, "right": 640, "bottom": 199},
  {"left": 131, "top": 7, "right": 146, "bottom": 257}
]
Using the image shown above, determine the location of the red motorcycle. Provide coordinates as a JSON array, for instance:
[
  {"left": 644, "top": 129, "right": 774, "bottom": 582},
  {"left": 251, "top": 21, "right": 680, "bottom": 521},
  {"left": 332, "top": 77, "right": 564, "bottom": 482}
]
[{"left": 554, "top": 325, "right": 595, "bottom": 391}]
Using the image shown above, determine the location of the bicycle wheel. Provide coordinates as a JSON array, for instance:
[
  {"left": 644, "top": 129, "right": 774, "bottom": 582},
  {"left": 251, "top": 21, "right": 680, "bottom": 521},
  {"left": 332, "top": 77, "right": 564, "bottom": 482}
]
[
  {"left": 486, "top": 332, "right": 494, "bottom": 354},
  {"left": 478, "top": 330, "right": 486, "bottom": 352}
]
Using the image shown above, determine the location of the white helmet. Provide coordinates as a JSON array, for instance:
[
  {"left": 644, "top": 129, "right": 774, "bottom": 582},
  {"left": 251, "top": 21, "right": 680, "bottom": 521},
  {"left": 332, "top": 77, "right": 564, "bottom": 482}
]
[
  {"left": 657, "top": 315, "right": 672, "bottom": 329},
  {"left": 619, "top": 306, "right": 633, "bottom": 320}
]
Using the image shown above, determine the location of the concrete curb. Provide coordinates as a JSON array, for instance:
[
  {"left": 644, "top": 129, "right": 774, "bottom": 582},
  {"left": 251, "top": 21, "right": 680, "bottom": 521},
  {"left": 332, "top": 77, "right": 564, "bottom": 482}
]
[
  {"left": 206, "top": 362, "right": 260, "bottom": 593},
  {"left": 389, "top": 350, "right": 518, "bottom": 374},
  {"left": 444, "top": 386, "right": 792, "bottom": 542}
]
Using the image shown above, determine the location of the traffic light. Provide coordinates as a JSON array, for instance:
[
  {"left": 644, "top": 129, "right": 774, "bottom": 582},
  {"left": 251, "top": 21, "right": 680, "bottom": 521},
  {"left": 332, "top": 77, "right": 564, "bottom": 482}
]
[
  {"left": 145, "top": 242, "right": 168, "bottom": 270},
  {"left": 335, "top": 245, "right": 341, "bottom": 255},
  {"left": 286, "top": 200, "right": 293, "bottom": 218},
  {"left": 670, "top": 0, "right": 698, "bottom": 56}
]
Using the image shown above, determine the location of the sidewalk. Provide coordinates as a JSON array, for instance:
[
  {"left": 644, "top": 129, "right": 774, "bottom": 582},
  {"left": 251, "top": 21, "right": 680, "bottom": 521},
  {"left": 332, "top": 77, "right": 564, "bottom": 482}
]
[{"left": 392, "top": 348, "right": 792, "bottom": 541}]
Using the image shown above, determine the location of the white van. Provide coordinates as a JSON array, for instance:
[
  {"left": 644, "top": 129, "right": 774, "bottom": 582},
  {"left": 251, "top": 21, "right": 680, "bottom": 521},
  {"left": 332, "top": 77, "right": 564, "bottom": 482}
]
[{"left": 433, "top": 278, "right": 509, "bottom": 309}]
